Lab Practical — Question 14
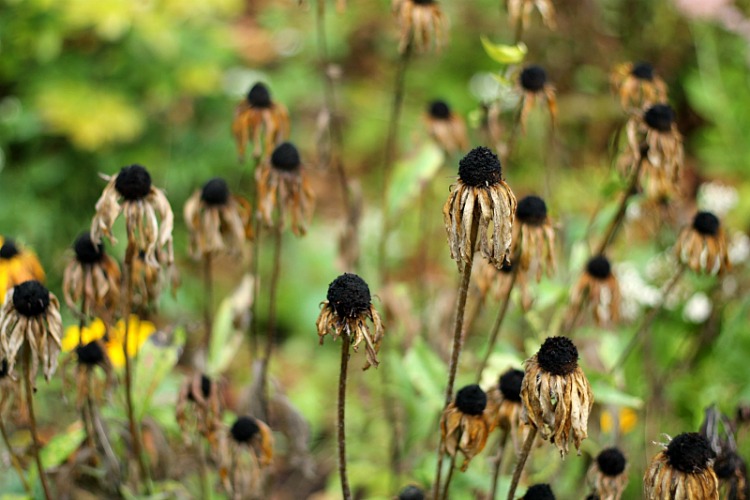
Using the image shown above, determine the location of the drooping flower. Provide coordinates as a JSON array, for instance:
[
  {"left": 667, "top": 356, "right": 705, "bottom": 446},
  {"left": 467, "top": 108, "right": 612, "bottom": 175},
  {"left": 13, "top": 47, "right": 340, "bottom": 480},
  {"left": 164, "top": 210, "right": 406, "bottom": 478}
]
[
  {"left": 62, "top": 232, "right": 121, "bottom": 319},
  {"left": 643, "top": 432, "right": 719, "bottom": 499},
  {"left": 518, "top": 65, "right": 557, "bottom": 132},
  {"left": 221, "top": 415, "right": 274, "bottom": 498},
  {"left": 440, "top": 384, "right": 493, "bottom": 471},
  {"left": 0, "top": 237, "right": 45, "bottom": 304},
  {"left": 232, "top": 82, "right": 290, "bottom": 162},
  {"left": 507, "top": 0, "right": 556, "bottom": 33},
  {"left": 611, "top": 62, "right": 668, "bottom": 111},
  {"left": 513, "top": 195, "right": 557, "bottom": 303},
  {"left": 587, "top": 447, "right": 629, "bottom": 500},
  {"left": 394, "top": 0, "right": 447, "bottom": 53},
  {"left": 675, "top": 211, "right": 730, "bottom": 275},
  {"left": 487, "top": 368, "right": 529, "bottom": 453},
  {"left": 521, "top": 483, "right": 556, "bottom": 499},
  {"left": 176, "top": 372, "right": 222, "bottom": 451},
  {"left": 425, "top": 100, "right": 468, "bottom": 155},
  {"left": 570, "top": 255, "right": 620, "bottom": 326},
  {"left": 73, "top": 339, "right": 115, "bottom": 408}
]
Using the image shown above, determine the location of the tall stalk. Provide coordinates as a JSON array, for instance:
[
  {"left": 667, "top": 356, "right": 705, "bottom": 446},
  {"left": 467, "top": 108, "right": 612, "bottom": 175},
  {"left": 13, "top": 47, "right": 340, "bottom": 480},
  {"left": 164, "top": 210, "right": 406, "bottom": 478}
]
[
  {"left": 259, "top": 225, "right": 283, "bottom": 422},
  {"left": 203, "top": 252, "right": 214, "bottom": 350},
  {"left": 489, "top": 429, "right": 510, "bottom": 500},
  {"left": 337, "top": 335, "right": 352, "bottom": 500},
  {"left": 506, "top": 426, "right": 537, "bottom": 500},
  {"left": 0, "top": 402, "right": 31, "bottom": 494},
  {"left": 23, "top": 348, "right": 52, "bottom": 500}
]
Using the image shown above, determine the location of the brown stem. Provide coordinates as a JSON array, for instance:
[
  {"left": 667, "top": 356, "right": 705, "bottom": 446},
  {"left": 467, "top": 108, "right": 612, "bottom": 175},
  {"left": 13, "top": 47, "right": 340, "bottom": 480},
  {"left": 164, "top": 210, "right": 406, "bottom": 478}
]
[
  {"left": 507, "top": 426, "right": 537, "bottom": 500},
  {"left": 476, "top": 265, "right": 520, "bottom": 382},
  {"left": 489, "top": 429, "right": 510, "bottom": 500},
  {"left": 440, "top": 452, "right": 458, "bottom": 500},
  {"left": 259, "top": 225, "right": 283, "bottom": 423},
  {"left": 0, "top": 407, "right": 31, "bottom": 494},
  {"left": 249, "top": 219, "right": 262, "bottom": 357},
  {"left": 337, "top": 335, "right": 352, "bottom": 500},
  {"left": 593, "top": 156, "right": 644, "bottom": 256},
  {"left": 203, "top": 253, "right": 214, "bottom": 351},
  {"left": 24, "top": 349, "right": 52, "bottom": 500}
]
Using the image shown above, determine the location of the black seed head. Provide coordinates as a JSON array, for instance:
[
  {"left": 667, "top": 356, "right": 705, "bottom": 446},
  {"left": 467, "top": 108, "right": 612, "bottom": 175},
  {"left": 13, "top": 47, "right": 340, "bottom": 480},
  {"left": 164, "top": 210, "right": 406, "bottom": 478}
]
[
  {"left": 76, "top": 341, "right": 105, "bottom": 366},
  {"left": 0, "top": 359, "right": 8, "bottom": 378},
  {"left": 74, "top": 233, "right": 104, "bottom": 264},
  {"left": 411, "top": 0, "right": 435, "bottom": 5},
  {"left": 520, "top": 65, "right": 547, "bottom": 92},
  {"left": 458, "top": 147, "right": 502, "bottom": 187},
  {"left": 188, "top": 374, "right": 213, "bottom": 401},
  {"left": 114, "top": 164, "right": 152, "bottom": 200},
  {"left": 537, "top": 336, "right": 578, "bottom": 376},
  {"left": 631, "top": 62, "right": 655, "bottom": 81},
  {"left": 586, "top": 255, "right": 612, "bottom": 280},
  {"left": 270, "top": 142, "right": 301, "bottom": 172},
  {"left": 455, "top": 384, "right": 487, "bottom": 415},
  {"left": 428, "top": 100, "right": 451, "bottom": 120},
  {"left": 201, "top": 178, "right": 230, "bottom": 206},
  {"left": 231, "top": 416, "right": 260, "bottom": 444},
  {"left": 500, "top": 260, "right": 514, "bottom": 274},
  {"left": 585, "top": 495, "right": 600, "bottom": 500},
  {"left": 12, "top": 280, "right": 50, "bottom": 317},
  {"left": 398, "top": 485, "right": 425, "bottom": 500},
  {"left": 644, "top": 104, "right": 675, "bottom": 132},
  {"left": 597, "top": 447, "right": 627, "bottom": 477},
  {"left": 692, "top": 211, "right": 720, "bottom": 237},
  {"left": 246, "top": 83, "right": 272, "bottom": 108},
  {"left": 523, "top": 483, "right": 555, "bottom": 500},
  {"left": 499, "top": 369, "right": 524, "bottom": 402},
  {"left": 517, "top": 195, "right": 548, "bottom": 226},
  {"left": 326, "top": 273, "right": 371, "bottom": 318},
  {"left": 0, "top": 238, "right": 19, "bottom": 260},
  {"left": 665, "top": 432, "right": 715, "bottom": 473},
  {"left": 714, "top": 451, "right": 745, "bottom": 479}
]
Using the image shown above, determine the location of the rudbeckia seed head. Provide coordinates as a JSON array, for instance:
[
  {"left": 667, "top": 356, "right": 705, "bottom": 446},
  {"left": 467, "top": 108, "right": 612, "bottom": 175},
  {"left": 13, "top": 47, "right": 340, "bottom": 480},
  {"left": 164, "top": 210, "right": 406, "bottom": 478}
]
[
  {"left": 692, "top": 211, "right": 720, "bottom": 236},
  {"left": 270, "top": 142, "right": 301, "bottom": 172},
  {"left": 76, "top": 341, "right": 105, "bottom": 366},
  {"left": 200, "top": 178, "right": 230, "bottom": 206},
  {"left": 247, "top": 83, "right": 272, "bottom": 108},
  {"left": 458, "top": 147, "right": 502, "bottom": 187},
  {"left": 520, "top": 65, "right": 547, "bottom": 92},
  {"left": 632, "top": 62, "right": 655, "bottom": 81},
  {"left": 429, "top": 100, "right": 451, "bottom": 119},
  {"left": 500, "top": 260, "right": 514, "bottom": 274},
  {"left": 644, "top": 104, "right": 675, "bottom": 132},
  {"left": 231, "top": 416, "right": 260, "bottom": 444},
  {"left": 714, "top": 451, "right": 743, "bottom": 479},
  {"left": 326, "top": 273, "right": 371, "bottom": 318},
  {"left": 597, "top": 447, "right": 627, "bottom": 476},
  {"left": 0, "top": 359, "right": 8, "bottom": 378},
  {"left": 74, "top": 232, "right": 104, "bottom": 264},
  {"left": 517, "top": 195, "right": 548, "bottom": 226},
  {"left": 537, "top": 336, "right": 578, "bottom": 376},
  {"left": 665, "top": 432, "right": 715, "bottom": 473},
  {"left": 0, "top": 238, "right": 19, "bottom": 259},
  {"left": 586, "top": 255, "right": 612, "bottom": 279},
  {"left": 398, "top": 485, "right": 425, "bottom": 500},
  {"left": 115, "top": 164, "right": 152, "bottom": 200},
  {"left": 189, "top": 374, "right": 213, "bottom": 401},
  {"left": 12, "top": 280, "right": 50, "bottom": 317},
  {"left": 499, "top": 368, "right": 524, "bottom": 402},
  {"left": 412, "top": 0, "right": 435, "bottom": 4},
  {"left": 523, "top": 483, "right": 555, "bottom": 499},
  {"left": 455, "top": 384, "right": 487, "bottom": 416}
]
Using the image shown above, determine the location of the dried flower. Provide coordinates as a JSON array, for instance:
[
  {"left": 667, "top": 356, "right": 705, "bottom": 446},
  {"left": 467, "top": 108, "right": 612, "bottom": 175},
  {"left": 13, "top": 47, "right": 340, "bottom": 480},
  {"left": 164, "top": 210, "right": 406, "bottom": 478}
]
[
  {"left": 395, "top": 0, "right": 447, "bottom": 53},
  {"left": 232, "top": 82, "right": 290, "bottom": 162},
  {"left": 570, "top": 255, "right": 620, "bottom": 326},
  {"left": 443, "top": 147, "right": 517, "bottom": 268},
  {"left": 518, "top": 65, "right": 557, "bottom": 132},
  {"left": 62, "top": 232, "right": 121, "bottom": 319},
  {"left": 61, "top": 316, "right": 156, "bottom": 369},
  {"left": 587, "top": 447, "right": 629, "bottom": 500},
  {"left": 256, "top": 142, "right": 315, "bottom": 236},
  {"left": 611, "top": 62, "right": 668, "bottom": 110},
  {"left": 425, "top": 100, "right": 468, "bottom": 155},
  {"left": 522, "top": 483, "right": 556, "bottom": 499},
  {"left": 644, "top": 432, "right": 719, "bottom": 499},
  {"left": 0, "top": 237, "right": 45, "bottom": 303},
  {"left": 73, "top": 340, "right": 115, "bottom": 408},
  {"left": 91, "top": 164, "right": 174, "bottom": 271},
  {"left": 514, "top": 195, "right": 556, "bottom": 281},
  {"left": 714, "top": 451, "right": 749, "bottom": 500},
  {"left": 487, "top": 368, "right": 529, "bottom": 453},
  {"left": 176, "top": 372, "right": 222, "bottom": 451},
  {"left": 184, "top": 177, "right": 252, "bottom": 259},
  {"left": 675, "top": 211, "right": 730, "bottom": 275},
  {"left": 507, "top": 0, "right": 556, "bottom": 32},
  {"left": 398, "top": 485, "right": 425, "bottom": 499},
  {"left": 317, "top": 273, "right": 384, "bottom": 370},
  {"left": 222, "top": 415, "right": 274, "bottom": 498},
  {"left": 440, "top": 384, "right": 493, "bottom": 471},
  {"left": 521, "top": 336, "right": 593, "bottom": 457},
  {"left": 0, "top": 281, "right": 63, "bottom": 381}
]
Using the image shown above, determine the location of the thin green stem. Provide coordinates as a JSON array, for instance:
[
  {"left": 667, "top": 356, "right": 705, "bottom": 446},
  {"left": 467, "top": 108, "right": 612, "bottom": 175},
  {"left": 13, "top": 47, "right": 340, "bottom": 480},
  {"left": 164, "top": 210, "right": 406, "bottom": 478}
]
[
  {"left": 203, "top": 252, "right": 214, "bottom": 351},
  {"left": 337, "top": 335, "right": 352, "bottom": 500},
  {"left": 476, "top": 264, "right": 519, "bottom": 382},
  {"left": 440, "top": 452, "right": 458, "bottom": 500},
  {"left": 24, "top": 349, "right": 52, "bottom": 500},
  {"left": 593, "top": 156, "right": 644, "bottom": 256},
  {"left": 507, "top": 426, "right": 537, "bottom": 500}
]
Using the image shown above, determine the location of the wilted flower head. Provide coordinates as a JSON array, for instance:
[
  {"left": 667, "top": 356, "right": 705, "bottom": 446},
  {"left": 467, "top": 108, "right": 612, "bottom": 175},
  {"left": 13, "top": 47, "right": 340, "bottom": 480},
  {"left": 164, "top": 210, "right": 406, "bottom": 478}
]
[
  {"left": 487, "top": 368, "right": 529, "bottom": 453},
  {"left": 91, "top": 164, "right": 174, "bottom": 271},
  {"left": 676, "top": 211, "right": 730, "bottom": 275},
  {"left": 395, "top": 0, "right": 447, "bottom": 53},
  {"left": 522, "top": 483, "right": 556, "bottom": 499},
  {"left": 521, "top": 336, "right": 593, "bottom": 457},
  {"left": 176, "top": 372, "right": 222, "bottom": 450},
  {"left": 317, "top": 273, "right": 384, "bottom": 370},
  {"left": 425, "top": 99, "right": 468, "bottom": 155},
  {"left": 256, "top": 142, "right": 315, "bottom": 236},
  {"left": 587, "top": 447, "right": 629, "bottom": 500},
  {"left": 443, "top": 147, "right": 517, "bottom": 269},
  {"left": 232, "top": 82, "right": 290, "bottom": 162},
  {"left": 507, "top": 0, "right": 556, "bottom": 32},
  {"left": 518, "top": 65, "right": 557, "bottom": 132},
  {"left": 398, "top": 485, "right": 425, "bottom": 500},
  {"left": 73, "top": 339, "right": 115, "bottom": 407},
  {"left": 0, "top": 237, "right": 45, "bottom": 304},
  {"left": 62, "top": 232, "right": 121, "bottom": 319},
  {"left": 184, "top": 177, "right": 252, "bottom": 259},
  {"left": 570, "top": 255, "right": 620, "bottom": 326},
  {"left": 644, "top": 432, "right": 719, "bottom": 499},
  {"left": 222, "top": 415, "right": 274, "bottom": 498},
  {"left": 611, "top": 62, "right": 668, "bottom": 110},
  {"left": 440, "top": 384, "right": 493, "bottom": 471},
  {"left": 0, "top": 280, "right": 63, "bottom": 381},
  {"left": 514, "top": 195, "right": 557, "bottom": 281},
  {"left": 714, "top": 451, "right": 749, "bottom": 500}
]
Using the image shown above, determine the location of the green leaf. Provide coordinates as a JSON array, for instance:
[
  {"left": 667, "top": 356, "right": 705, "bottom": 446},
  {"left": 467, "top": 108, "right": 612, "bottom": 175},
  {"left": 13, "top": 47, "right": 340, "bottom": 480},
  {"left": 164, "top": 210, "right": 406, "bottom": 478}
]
[
  {"left": 40, "top": 422, "right": 85, "bottom": 468},
  {"left": 133, "top": 332, "right": 184, "bottom": 420},
  {"left": 590, "top": 380, "right": 643, "bottom": 409},
  {"left": 480, "top": 36, "right": 527, "bottom": 65},
  {"left": 387, "top": 142, "right": 445, "bottom": 217},
  {"left": 206, "top": 283, "right": 247, "bottom": 378},
  {"left": 403, "top": 337, "right": 446, "bottom": 413}
]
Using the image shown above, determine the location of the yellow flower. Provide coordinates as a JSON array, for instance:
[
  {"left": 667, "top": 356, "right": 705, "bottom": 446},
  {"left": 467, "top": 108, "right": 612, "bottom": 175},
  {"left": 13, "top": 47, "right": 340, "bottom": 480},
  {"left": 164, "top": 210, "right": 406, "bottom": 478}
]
[
  {"left": 600, "top": 407, "right": 638, "bottom": 434},
  {"left": 0, "top": 237, "right": 46, "bottom": 303},
  {"left": 62, "top": 316, "right": 156, "bottom": 368}
]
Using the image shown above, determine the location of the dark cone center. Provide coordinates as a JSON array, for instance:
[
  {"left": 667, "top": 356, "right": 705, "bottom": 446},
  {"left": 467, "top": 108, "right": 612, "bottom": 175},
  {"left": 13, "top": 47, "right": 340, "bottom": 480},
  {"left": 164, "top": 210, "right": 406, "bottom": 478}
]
[
  {"left": 523, "top": 483, "right": 555, "bottom": 500},
  {"left": 586, "top": 255, "right": 612, "bottom": 280},
  {"left": 520, "top": 65, "right": 547, "bottom": 92},
  {"left": 536, "top": 336, "right": 578, "bottom": 376},
  {"left": 0, "top": 359, "right": 8, "bottom": 378},
  {"left": 76, "top": 341, "right": 105, "bottom": 366},
  {"left": 458, "top": 147, "right": 502, "bottom": 187},
  {"left": 398, "top": 485, "right": 425, "bottom": 500},
  {"left": 74, "top": 233, "right": 104, "bottom": 264},
  {"left": 455, "top": 384, "right": 487, "bottom": 416},
  {"left": 12, "top": 280, "right": 50, "bottom": 317},
  {"left": 231, "top": 416, "right": 260, "bottom": 444},
  {"left": 189, "top": 374, "right": 213, "bottom": 401},
  {"left": 499, "top": 369, "right": 524, "bottom": 402},
  {"left": 517, "top": 195, "right": 548, "bottom": 226},
  {"left": 429, "top": 100, "right": 451, "bottom": 120},
  {"left": 271, "top": 142, "right": 301, "bottom": 172},
  {"left": 644, "top": 104, "right": 675, "bottom": 132},
  {"left": 0, "top": 239, "right": 19, "bottom": 260},
  {"left": 631, "top": 62, "right": 655, "bottom": 81},
  {"left": 500, "top": 260, "right": 514, "bottom": 274},
  {"left": 665, "top": 432, "right": 715, "bottom": 473},
  {"left": 411, "top": 0, "right": 435, "bottom": 4},
  {"left": 326, "top": 273, "right": 371, "bottom": 318},
  {"left": 597, "top": 447, "right": 627, "bottom": 476},
  {"left": 247, "top": 83, "right": 272, "bottom": 108},
  {"left": 714, "top": 452, "right": 745, "bottom": 479},
  {"left": 201, "top": 178, "right": 230, "bottom": 206},
  {"left": 692, "top": 211, "right": 720, "bottom": 236},
  {"left": 114, "top": 164, "right": 152, "bottom": 201}
]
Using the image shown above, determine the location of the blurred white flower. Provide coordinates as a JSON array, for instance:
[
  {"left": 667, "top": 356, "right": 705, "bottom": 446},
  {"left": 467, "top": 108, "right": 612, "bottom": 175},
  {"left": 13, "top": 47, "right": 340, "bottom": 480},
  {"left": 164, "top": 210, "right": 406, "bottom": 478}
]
[
  {"left": 729, "top": 231, "right": 750, "bottom": 265},
  {"left": 616, "top": 263, "right": 661, "bottom": 320},
  {"left": 683, "top": 292, "right": 712, "bottom": 323},
  {"left": 697, "top": 181, "right": 738, "bottom": 218}
]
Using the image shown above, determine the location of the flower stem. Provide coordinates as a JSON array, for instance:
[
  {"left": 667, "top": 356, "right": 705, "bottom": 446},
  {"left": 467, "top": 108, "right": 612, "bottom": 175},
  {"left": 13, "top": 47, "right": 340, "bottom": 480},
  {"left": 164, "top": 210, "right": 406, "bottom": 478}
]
[
  {"left": 259, "top": 225, "right": 283, "bottom": 423},
  {"left": 440, "top": 451, "right": 458, "bottom": 500},
  {"left": 337, "top": 335, "right": 352, "bottom": 500},
  {"left": 593, "top": 156, "right": 644, "bottom": 256},
  {"left": 489, "top": 429, "right": 510, "bottom": 500},
  {"left": 203, "top": 252, "right": 214, "bottom": 351},
  {"left": 23, "top": 349, "right": 52, "bottom": 500},
  {"left": 476, "top": 264, "right": 519, "bottom": 382},
  {"left": 507, "top": 426, "right": 537, "bottom": 500},
  {"left": 0, "top": 406, "right": 31, "bottom": 495}
]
